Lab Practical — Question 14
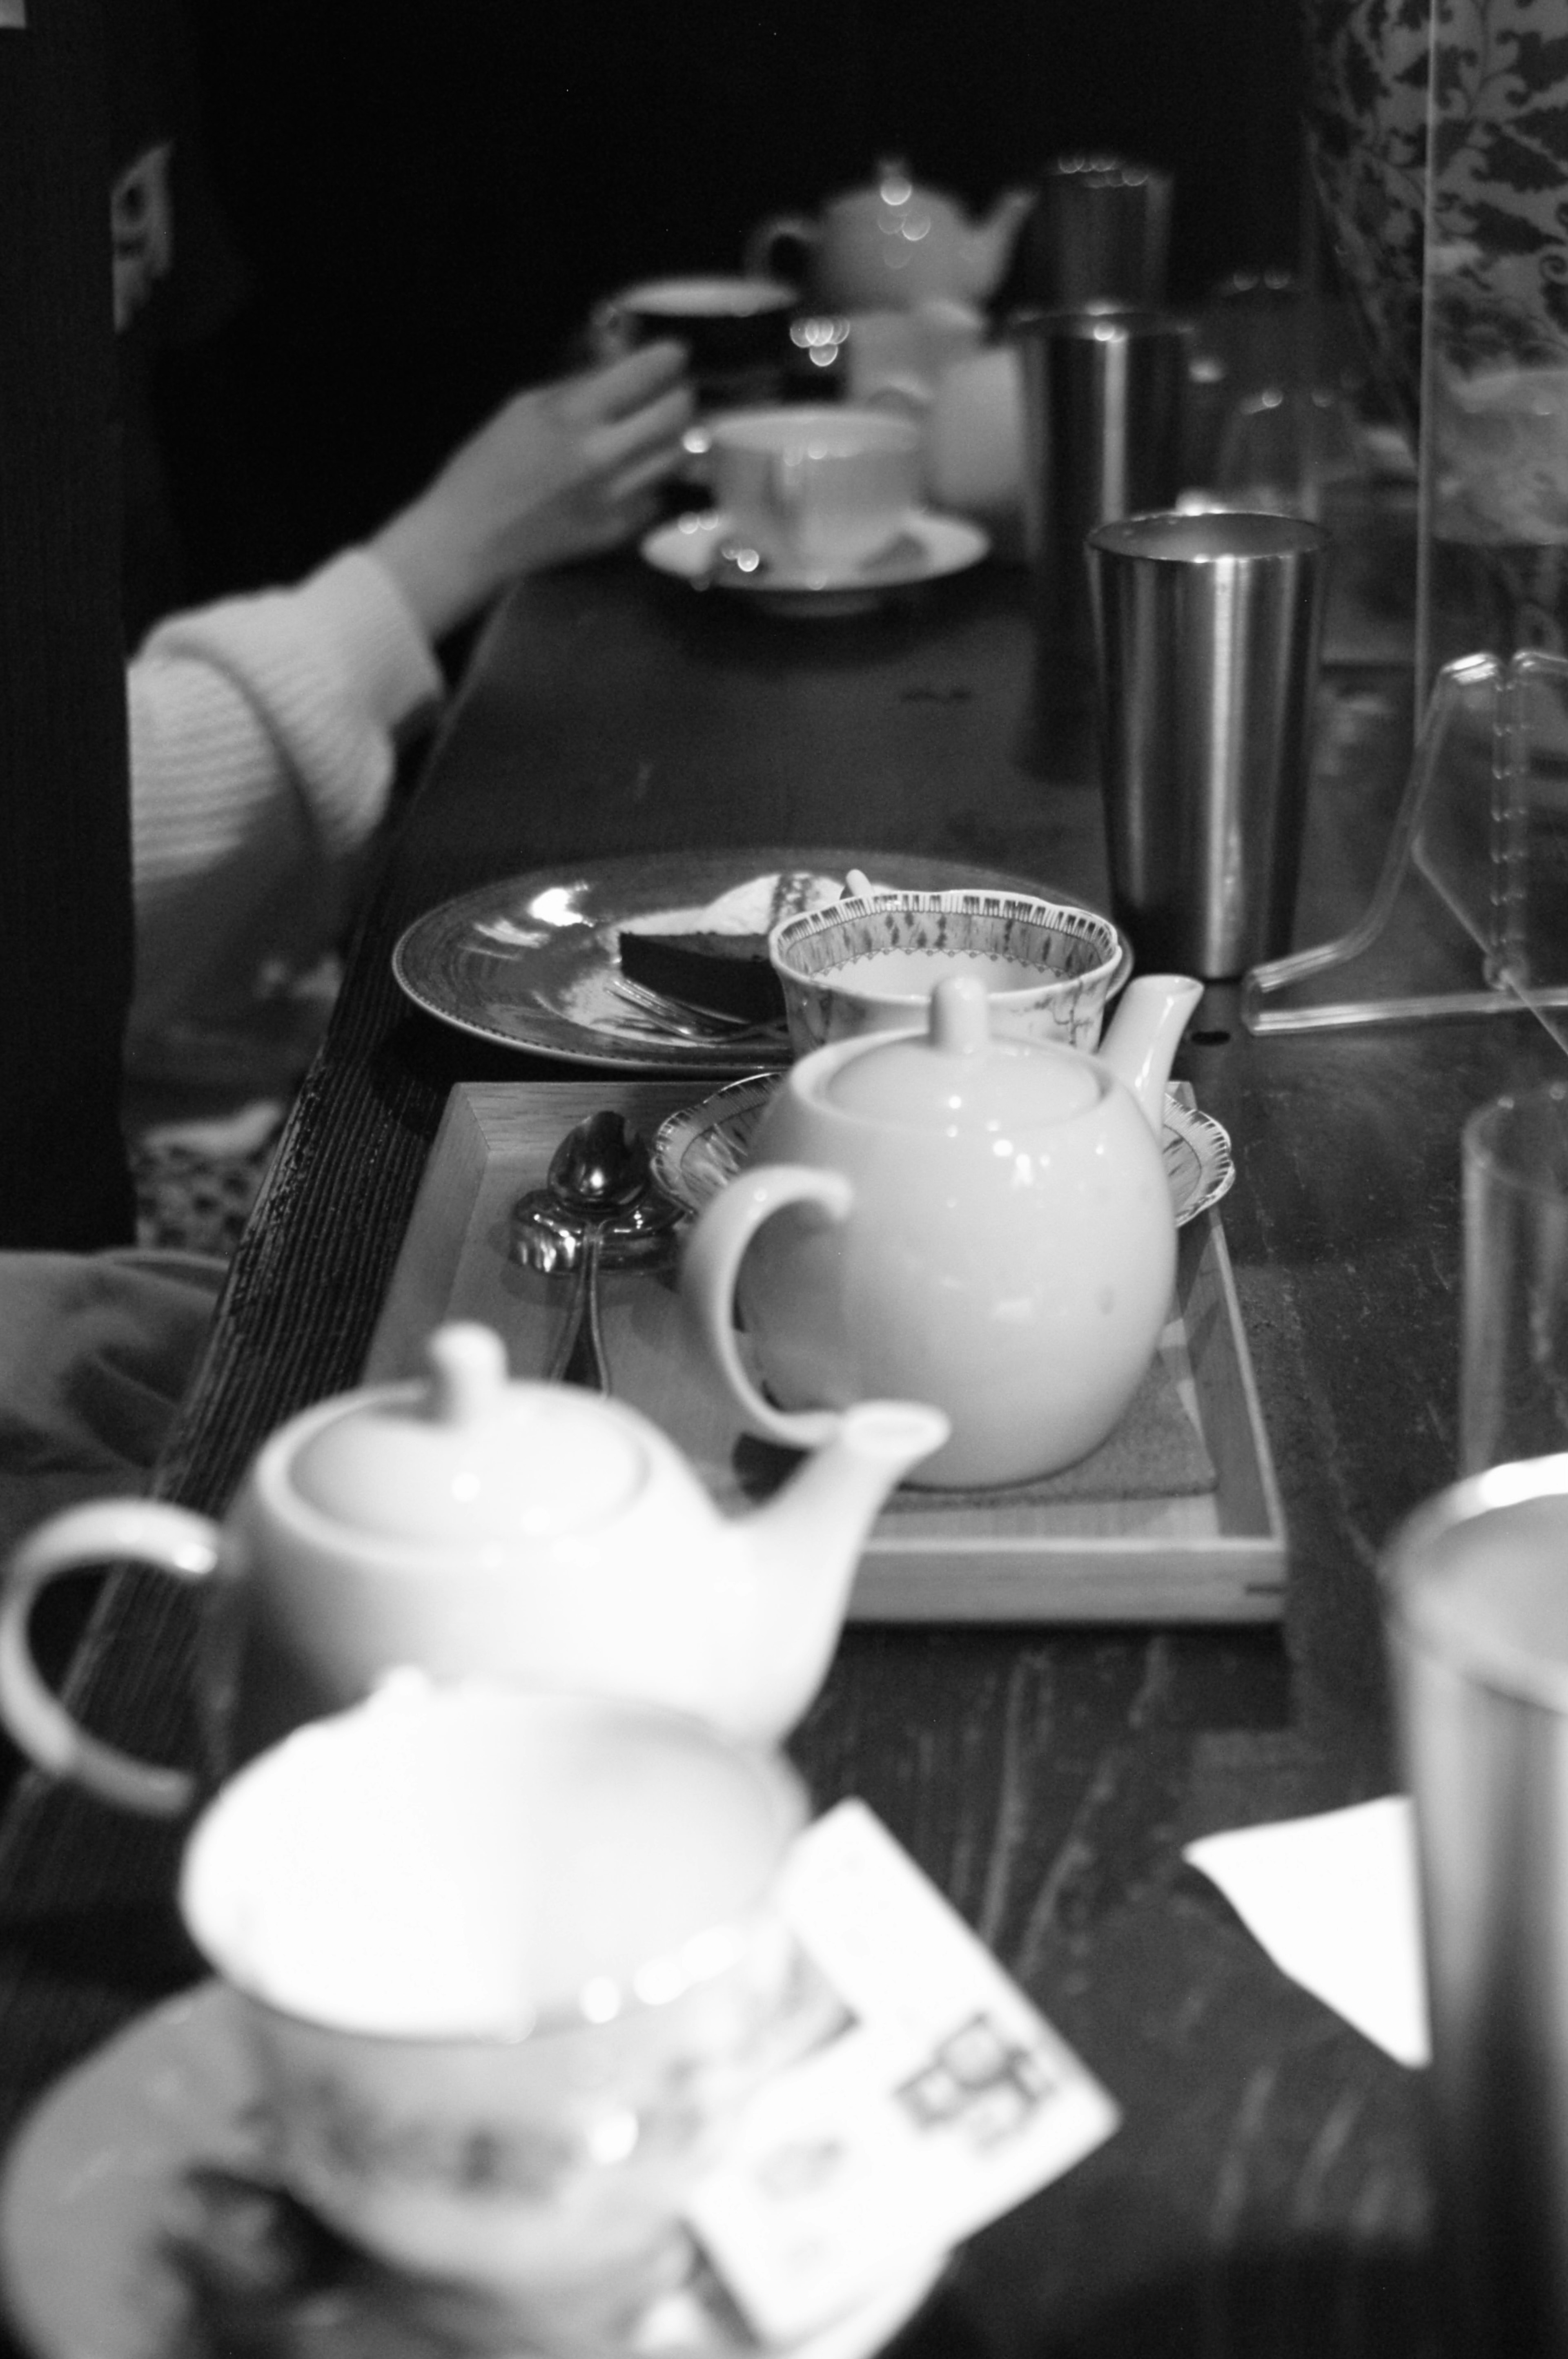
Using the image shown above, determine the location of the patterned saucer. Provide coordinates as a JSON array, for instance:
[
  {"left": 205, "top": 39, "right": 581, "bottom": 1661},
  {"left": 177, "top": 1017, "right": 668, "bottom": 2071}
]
[
  {"left": 652, "top": 1074, "right": 1234, "bottom": 1228},
  {"left": 0, "top": 1984, "right": 949, "bottom": 2359},
  {"left": 641, "top": 509, "right": 990, "bottom": 614}
]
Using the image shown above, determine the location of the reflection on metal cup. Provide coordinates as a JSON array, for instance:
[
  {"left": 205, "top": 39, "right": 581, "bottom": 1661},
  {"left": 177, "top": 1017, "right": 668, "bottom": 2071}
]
[
  {"left": 1461, "top": 1080, "right": 1568, "bottom": 1476},
  {"left": 1012, "top": 307, "right": 1192, "bottom": 762},
  {"left": 1085, "top": 508, "right": 1329, "bottom": 978},
  {"left": 1382, "top": 1462, "right": 1568, "bottom": 2355},
  {"left": 1016, "top": 155, "right": 1173, "bottom": 309}
]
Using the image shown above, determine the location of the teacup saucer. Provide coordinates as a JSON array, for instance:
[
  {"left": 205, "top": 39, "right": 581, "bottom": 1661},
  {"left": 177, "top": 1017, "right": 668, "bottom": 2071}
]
[
  {"left": 641, "top": 508, "right": 991, "bottom": 613},
  {"left": 653, "top": 1074, "right": 1236, "bottom": 1228},
  {"left": 0, "top": 1982, "right": 950, "bottom": 2359}
]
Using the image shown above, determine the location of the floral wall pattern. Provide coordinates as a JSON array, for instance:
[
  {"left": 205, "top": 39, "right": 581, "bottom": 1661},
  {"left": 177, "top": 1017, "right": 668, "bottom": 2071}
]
[{"left": 1307, "top": 0, "right": 1568, "bottom": 658}]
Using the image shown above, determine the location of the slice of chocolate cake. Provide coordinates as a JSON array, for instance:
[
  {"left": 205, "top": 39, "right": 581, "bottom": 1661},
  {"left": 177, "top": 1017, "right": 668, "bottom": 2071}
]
[
  {"left": 618, "top": 868, "right": 833, "bottom": 1025},
  {"left": 618, "top": 926, "right": 784, "bottom": 1024}
]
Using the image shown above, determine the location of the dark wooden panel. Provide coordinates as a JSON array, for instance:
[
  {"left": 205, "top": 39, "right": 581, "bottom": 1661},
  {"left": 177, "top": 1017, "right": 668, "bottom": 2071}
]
[
  {"left": 0, "top": 0, "right": 133, "bottom": 1246},
  {"left": 169, "top": 0, "right": 1306, "bottom": 586}
]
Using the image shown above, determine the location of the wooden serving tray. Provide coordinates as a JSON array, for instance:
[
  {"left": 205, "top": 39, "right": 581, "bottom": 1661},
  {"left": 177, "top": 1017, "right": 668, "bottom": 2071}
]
[{"left": 364, "top": 1081, "right": 1287, "bottom": 1623}]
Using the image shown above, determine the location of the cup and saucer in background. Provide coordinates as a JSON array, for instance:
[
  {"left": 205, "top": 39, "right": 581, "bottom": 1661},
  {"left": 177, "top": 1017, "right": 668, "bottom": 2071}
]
[{"left": 641, "top": 404, "right": 991, "bottom": 613}]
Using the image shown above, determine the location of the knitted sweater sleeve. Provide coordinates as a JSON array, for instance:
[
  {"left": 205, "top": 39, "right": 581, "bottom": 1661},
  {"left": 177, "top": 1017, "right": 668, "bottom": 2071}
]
[{"left": 127, "top": 549, "right": 442, "bottom": 1039}]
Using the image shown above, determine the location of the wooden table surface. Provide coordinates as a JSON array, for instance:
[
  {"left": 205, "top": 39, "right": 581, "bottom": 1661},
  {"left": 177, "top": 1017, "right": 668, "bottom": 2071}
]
[{"left": 0, "top": 542, "right": 1559, "bottom": 2359}]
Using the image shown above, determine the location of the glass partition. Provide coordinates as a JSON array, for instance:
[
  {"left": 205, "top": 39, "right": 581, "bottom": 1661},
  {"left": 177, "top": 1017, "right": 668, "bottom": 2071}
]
[
  {"left": 1420, "top": 0, "right": 1568, "bottom": 700},
  {"left": 1247, "top": 0, "right": 1568, "bottom": 1036}
]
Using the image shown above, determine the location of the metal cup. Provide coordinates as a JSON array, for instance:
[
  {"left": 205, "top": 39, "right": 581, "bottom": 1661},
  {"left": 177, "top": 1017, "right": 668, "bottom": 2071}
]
[
  {"left": 1382, "top": 1459, "right": 1568, "bottom": 2355},
  {"left": 1016, "top": 155, "right": 1173, "bottom": 309},
  {"left": 1012, "top": 306, "right": 1192, "bottom": 765},
  {"left": 1461, "top": 1080, "right": 1568, "bottom": 1475},
  {"left": 1085, "top": 508, "right": 1330, "bottom": 978}
]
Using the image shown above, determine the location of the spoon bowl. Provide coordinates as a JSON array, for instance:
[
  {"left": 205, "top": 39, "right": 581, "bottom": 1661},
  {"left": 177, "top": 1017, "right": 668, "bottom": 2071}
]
[
  {"left": 510, "top": 1112, "right": 680, "bottom": 1391},
  {"left": 549, "top": 1110, "right": 654, "bottom": 1216}
]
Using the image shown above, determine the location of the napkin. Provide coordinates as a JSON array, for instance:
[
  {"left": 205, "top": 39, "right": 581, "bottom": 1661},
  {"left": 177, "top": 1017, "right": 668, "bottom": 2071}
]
[
  {"left": 690, "top": 1799, "right": 1120, "bottom": 2343},
  {"left": 1183, "top": 1795, "right": 1428, "bottom": 2066}
]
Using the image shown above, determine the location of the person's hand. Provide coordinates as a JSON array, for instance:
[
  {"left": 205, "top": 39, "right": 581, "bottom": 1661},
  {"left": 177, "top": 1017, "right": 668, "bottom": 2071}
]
[{"left": 370, "top": 341, "right": 694, "bottom": 643}]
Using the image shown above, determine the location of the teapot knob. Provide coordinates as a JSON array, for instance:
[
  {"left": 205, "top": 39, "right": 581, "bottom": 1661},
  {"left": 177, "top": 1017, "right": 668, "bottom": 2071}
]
[
  {"left": 930, "top": 973, "right": 990, "bottom": 1054},
  {"left": 425, "top": 1323, "right": 510, "bottom": 1426}
]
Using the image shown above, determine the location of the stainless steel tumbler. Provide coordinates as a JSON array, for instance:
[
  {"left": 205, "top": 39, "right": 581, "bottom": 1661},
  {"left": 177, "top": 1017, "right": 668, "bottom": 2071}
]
[
  {"left": 1085, "top": 508, "right": 1329, "bottom": 977},
  {"left": 1382, "top": 1460, "right": 1568, "bottom": 2356},
  {"left": 1462, "top": 1081, "right": 1568, "bottom": 1477},
  {"left": 1016, "top": 156, "right": 1173, "bottom": 310},
  {"left": 1012, "top": 307, "right": 1191, "bottom": 765}
]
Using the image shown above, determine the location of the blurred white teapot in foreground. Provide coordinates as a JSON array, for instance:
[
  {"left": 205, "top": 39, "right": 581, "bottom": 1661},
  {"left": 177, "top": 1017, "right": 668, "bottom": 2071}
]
[
  {"left": 684, "top": 972, "right": 1201, "bottom": 1489},
  {"left": 0, "top": 1324, "right": 947, "bottom": 1815}
]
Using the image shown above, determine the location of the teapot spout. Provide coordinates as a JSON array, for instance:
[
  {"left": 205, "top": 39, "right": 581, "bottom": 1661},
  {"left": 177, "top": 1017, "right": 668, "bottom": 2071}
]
[
  {"left": 965, "top": 186, "right": 1036, "bottom": 297},
  {"left": 742, "top": 1401, "right": 949, "bottom": 1738},
  {"left": 1098, "top": 973, "right": 1203, "bottom": 1133}
]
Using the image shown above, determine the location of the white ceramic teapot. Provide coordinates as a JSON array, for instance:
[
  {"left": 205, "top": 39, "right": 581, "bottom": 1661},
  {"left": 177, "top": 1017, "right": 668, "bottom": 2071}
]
[
  {"left": 746, "top": 158, "right": 1034, "bottom": 314},
  {"left": 684, "top": 972, "right": 1203, "bottom": 1489},
  {"left": 0, "top": 1324, "right": 947, "bottom": 1815}
]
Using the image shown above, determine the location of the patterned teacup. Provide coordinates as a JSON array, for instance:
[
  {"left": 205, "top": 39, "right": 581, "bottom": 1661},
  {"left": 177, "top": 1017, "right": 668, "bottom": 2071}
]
[
  {"left": 180, "top": 1681, "right": 806, "bottom": 2355},
  {"left": 769, "top": 887, "right": 1127, "bottom": 1057}
]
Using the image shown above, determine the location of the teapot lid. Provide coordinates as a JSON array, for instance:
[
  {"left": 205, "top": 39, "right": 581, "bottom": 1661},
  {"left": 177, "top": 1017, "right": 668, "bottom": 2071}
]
[
  {"left": 825, "top": 975, "right": 1101, "bottom": 1128},
  {"left": 290, "top": 1325, "right": 646, "bottom": 1546},
  {"left": 827, "top": 156, "right": 953, "bottom": 213}
]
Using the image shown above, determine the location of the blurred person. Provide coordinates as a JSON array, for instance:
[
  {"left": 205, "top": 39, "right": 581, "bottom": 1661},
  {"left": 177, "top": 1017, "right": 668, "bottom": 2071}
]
[
  {"left": 126, "top": 341, "right": 691, "bottom": 1095},
  {"left": 0, "top": 7, "right": 693, "bottom": 1669},
  {"left": 0, "top": 337, "right": 693, "bottom": 1566},
  {"left": 102, "top": 0, "right": 690, "bottom": 1160}
]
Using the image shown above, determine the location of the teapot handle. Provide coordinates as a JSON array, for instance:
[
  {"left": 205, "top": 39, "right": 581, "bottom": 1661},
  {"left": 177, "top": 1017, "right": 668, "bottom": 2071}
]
[
  {"left": 0, "top": 1498, "right": 220, "bottom": 1817},
  {"left": 683, "top": 1163, "right": 854, "bottom": 1450},
  {"left": 743, "top": 214, "right": 817, "bottom": 291}
]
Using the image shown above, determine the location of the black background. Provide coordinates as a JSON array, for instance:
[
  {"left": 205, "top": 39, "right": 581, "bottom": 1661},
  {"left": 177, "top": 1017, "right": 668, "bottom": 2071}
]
[{"left": 156, "top": 0, "right": 1309, "bottom": 600}]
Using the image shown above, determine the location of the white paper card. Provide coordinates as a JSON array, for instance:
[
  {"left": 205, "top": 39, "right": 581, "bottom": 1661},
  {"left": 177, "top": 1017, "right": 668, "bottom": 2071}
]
[
  {"left": 687, "top": 1799, "right": 1121, "bottom": 2345},
  {"left": 1184, "top": 1794, "right": 1429, "bottom": 2066}
]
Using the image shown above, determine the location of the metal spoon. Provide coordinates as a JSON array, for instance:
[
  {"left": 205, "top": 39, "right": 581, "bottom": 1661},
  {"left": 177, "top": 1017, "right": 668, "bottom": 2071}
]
[{"left": 510, "top": 1111, "right": 681, "bottom": 1391}]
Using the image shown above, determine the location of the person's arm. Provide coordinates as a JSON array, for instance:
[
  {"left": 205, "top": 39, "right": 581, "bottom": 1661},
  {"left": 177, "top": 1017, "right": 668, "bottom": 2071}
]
[
  {"left": 125, "top": 341, "right": 693, "bottom": 1052},
  {"left": 127, "top": 546, "right": 439, "bottom": 1045},
  {"left": 368, "top": 340, "right": 692, "bottom": 643}
]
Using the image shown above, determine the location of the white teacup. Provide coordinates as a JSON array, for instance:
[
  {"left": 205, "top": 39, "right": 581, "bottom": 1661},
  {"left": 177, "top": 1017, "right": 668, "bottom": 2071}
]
[
  {"left": 180, "top": 1680, "right": 807, "bottom": 2352},
  {"left": 769, "top": 887, "right": 1128, "bottom": 1057},
  {"left": 706, "top": 404, "right": 921, "bottom": 579}
]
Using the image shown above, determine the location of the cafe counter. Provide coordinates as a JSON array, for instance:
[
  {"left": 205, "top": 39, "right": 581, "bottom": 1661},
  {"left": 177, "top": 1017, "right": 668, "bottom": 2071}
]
[{"left": 0, "top": 545, "right": 1558, "bottom": 2358}]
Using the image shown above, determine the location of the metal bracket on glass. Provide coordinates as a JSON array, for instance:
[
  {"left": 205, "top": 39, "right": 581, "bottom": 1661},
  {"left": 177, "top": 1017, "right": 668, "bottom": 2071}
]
[{"left": 1243, "top": 649, "right": 1568, "bottom": 1046}]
